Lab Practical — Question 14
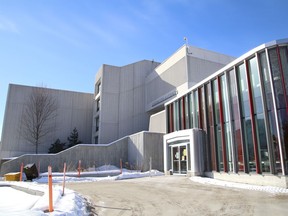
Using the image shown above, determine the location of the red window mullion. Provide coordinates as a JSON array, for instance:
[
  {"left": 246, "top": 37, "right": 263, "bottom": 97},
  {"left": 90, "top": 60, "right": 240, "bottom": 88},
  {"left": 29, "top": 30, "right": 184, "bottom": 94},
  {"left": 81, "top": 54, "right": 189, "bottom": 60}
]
[
  {"left": 245, "top": 60, "right": 261, "bottom": 174},
  {"left": 217, "top": 77, "right": 228, "bottom": 172},
  {"left": 169, "top": 104, "right": 174, "bottom": 132}
]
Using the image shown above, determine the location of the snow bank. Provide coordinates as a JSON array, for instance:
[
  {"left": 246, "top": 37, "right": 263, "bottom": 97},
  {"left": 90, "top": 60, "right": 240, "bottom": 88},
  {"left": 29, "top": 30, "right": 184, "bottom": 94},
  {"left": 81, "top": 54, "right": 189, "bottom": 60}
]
[
  {"left": 190, "top": 176, "right": 288, "bottom": 194},
  {"left": 0, "top": 182, "right": 89, "bottom": 216}
]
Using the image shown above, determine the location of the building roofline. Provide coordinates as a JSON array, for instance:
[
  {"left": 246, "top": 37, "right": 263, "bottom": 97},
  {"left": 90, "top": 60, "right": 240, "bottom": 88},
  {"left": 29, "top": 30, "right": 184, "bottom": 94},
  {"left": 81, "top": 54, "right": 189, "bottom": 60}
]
[
  {"left": 165, "top": 38, "right": 288, "bottom": 105},
  {"left": 8, "top": 83, "right": 93, "bottom": 95}
]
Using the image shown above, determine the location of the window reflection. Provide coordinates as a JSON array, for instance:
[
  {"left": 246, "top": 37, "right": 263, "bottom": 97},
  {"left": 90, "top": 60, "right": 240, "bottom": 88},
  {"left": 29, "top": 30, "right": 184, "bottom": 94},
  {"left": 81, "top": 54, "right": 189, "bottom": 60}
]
[
  {"left": 259, "top": 51, "right": 281, "bottom": 173},
  {"left": 221, "top": 75, "right": 233, "bottom": 172},
  {"left": 212, "top": 79, "right": 223, "bottom": 171},
  {"left": 237, "top": 63, "right": 256, "bottom": 172},
  {"left": 248, "top": 57, "right": 270, "bottom": 172},
  {"left": 228, "top": 69, "right": 244, "bottom": 172}
]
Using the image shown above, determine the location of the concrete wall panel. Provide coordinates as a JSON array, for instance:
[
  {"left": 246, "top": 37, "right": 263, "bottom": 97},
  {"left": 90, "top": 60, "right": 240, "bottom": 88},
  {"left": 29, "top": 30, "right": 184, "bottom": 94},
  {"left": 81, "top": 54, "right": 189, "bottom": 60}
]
[
  {"left": 100, "top": 123, "right": 118, "bottom": 144},
  {"left": 1, "top": 132, "right": 164, "bottom": 176},
  {"left": 133, "top": 86, "right": 145, "bottom": 115},
  {"left": 149, "top": 110, "right": 166, "bottom": 133},
  {"left": 120, "top": 64, "right": 134, "bottom": 92},
  {"left": 0, "top": 84, "right": 93, "bottom": 159},
  {"left": 102, "top": 65, "right": 120, "bottom": 94},
  {"left": 119, "top": 90, "right": 133, "bottom": 121},
  {"left": 100, "top": 92, "right": 119, "bottom": 123}
]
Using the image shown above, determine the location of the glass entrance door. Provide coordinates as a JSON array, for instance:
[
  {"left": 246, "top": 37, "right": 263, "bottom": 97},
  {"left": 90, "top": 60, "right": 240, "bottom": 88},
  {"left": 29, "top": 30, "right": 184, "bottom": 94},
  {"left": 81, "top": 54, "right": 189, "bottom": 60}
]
[{"left": 171, "top": 144, "right": 187, "bottom": 174}]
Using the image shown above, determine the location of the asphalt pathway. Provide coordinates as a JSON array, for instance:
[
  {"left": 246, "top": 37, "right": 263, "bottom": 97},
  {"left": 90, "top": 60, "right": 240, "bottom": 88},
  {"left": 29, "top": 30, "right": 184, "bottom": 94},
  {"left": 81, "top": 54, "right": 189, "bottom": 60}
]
[{"left": 66, "top": 175, "right": 288, "bottom": 216}]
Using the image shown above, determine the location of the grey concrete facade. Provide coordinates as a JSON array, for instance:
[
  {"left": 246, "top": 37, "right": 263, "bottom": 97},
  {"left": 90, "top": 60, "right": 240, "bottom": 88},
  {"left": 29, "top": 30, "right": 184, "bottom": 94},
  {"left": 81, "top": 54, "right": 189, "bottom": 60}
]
[
  {"left": 92, "top": 60, "right": 160, "bottom": 144},
  {"left": 0, "top": 84, "right": 93, "bottom": 159},
  {"left": 0, "top": 131, "right": 164, "bottom": 176},
  {"left": 145, "top": 45, "right": 235, "bottom": 113},
  {"left": 93, "top": 46, "right": 234, "bottom": 145},
  {"left": 149, "top": 110, "right": 166, "bottom": 133}
]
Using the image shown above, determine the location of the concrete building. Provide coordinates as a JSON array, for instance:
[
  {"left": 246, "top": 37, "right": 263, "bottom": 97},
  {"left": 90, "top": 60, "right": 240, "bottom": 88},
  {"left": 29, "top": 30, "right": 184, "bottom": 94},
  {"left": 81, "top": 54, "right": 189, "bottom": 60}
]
[
  {"left": 3, "top": 38, "right": 288, "bottom": 188},
  {"left": 92, "top": 46, "right": 234, "bottom": 144},
  {"left": 0, "top": 44, "right": 235, "bottom": 171},
  {"left": 0, "top": 84, "right": 93, "bottom": 159},
  {"left": 92, "top": 60, "right": 161, "bottom": 144}
]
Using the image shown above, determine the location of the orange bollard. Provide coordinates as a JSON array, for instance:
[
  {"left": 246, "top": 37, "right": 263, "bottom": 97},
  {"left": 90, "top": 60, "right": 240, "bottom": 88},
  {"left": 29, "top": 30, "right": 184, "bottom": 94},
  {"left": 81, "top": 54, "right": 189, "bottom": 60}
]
[
  {"left": 62, "top": 163, "right": 66, "bottom": 196},
  {"left": 48, "top": 166, "right": 54, "bottom": 212},
  {"left": 78, "top": 160, "right": 81, "bottom": 177},
  {"left": 19, "top": 163, "right": 24, "bottom": 181},
  {"left": 120, "top": 159, "right": 123, "bottom": 174}
]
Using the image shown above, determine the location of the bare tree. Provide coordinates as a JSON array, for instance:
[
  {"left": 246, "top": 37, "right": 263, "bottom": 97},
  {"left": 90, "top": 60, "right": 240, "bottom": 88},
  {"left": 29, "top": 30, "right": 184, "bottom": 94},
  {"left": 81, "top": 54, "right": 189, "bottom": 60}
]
[{"left": 20, "top": 87, "right": 58, "bottom": 154}]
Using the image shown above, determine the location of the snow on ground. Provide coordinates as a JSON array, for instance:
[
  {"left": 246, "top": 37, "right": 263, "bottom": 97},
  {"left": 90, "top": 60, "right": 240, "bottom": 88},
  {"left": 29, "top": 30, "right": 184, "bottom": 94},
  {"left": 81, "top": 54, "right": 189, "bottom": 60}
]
[
  {"left": 2, "top": 165, "right": 288, "bottom": 216},
  {"left": 0, "top": 181, "right": 88, "bottom": 216},
  {"left": 0, "top": 165, "right": 163, "bottom": 215},
  {"left": 190, "top": 176, "right": 288, "bottom": 194}
]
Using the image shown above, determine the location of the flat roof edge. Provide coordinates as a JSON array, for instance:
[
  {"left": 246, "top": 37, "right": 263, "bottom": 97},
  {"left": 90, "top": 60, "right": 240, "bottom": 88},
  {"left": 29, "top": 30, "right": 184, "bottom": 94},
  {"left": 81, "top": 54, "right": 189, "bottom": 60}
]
[{"left": 165, "top": 38, "right": 288, "bottom": 106}]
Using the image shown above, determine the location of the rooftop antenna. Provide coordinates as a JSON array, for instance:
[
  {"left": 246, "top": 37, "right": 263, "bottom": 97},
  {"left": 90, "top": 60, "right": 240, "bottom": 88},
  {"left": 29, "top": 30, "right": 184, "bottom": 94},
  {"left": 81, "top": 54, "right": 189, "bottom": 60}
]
[
  {"left": 184, "top": 37, "right": 192, "bottom": 54},
  {"left": 184, "top": 37, "right": 188, "bottom": 46}
]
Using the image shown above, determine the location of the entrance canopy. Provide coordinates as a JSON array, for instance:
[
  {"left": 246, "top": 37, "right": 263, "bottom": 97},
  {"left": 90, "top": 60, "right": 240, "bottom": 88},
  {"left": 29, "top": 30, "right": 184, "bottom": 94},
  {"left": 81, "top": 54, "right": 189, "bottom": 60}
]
[{"left": 163, "top": 129, "right": 205, "bottom": 176}]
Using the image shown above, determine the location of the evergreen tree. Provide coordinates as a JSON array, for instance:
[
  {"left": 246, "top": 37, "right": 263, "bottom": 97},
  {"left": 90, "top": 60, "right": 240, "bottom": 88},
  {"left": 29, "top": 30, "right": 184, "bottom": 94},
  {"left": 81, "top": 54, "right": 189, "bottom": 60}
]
[
  {"left": 67, "top": 127, "right": 82, "bottom": 147},
  {"left": 48, "top": 138, "right": 66, "bottom": 153}
]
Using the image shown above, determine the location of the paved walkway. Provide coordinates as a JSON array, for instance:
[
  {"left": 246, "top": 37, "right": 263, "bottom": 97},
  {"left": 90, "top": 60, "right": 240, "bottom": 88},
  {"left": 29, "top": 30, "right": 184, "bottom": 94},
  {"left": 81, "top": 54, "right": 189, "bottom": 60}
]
[{"left": 66, "top": 176, "right": 288, "bottom": 216}]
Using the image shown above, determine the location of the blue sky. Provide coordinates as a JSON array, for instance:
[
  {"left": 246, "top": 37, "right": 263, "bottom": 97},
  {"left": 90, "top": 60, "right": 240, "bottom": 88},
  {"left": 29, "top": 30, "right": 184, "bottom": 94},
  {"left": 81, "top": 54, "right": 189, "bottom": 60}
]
[{"left": 0, "top": 0, "right": 288, "bottom": 139}]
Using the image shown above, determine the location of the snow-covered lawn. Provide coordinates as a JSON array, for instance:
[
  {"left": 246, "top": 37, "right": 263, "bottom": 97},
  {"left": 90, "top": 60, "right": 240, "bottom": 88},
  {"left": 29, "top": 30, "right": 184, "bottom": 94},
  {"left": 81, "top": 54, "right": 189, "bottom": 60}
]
[
  {"left": 0, "top": 182, "right": 88, "bottom": 216},
  {"left": 0, "top": 165, "right": 163, "bottom": 216}
]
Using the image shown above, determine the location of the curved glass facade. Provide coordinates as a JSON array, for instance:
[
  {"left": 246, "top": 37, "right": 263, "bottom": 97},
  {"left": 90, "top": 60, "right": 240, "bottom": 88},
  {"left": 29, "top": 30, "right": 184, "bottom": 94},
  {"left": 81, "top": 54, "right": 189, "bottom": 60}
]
[{"left": 166, "top": 41, "right": 288, "bottom": 175}]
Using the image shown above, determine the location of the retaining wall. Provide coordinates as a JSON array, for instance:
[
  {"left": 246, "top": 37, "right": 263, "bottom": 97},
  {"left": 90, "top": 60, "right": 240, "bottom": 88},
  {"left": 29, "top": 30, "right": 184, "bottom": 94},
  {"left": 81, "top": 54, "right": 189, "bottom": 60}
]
[{"left": 0, "top": 132, "right": 164, "bottom": 176}]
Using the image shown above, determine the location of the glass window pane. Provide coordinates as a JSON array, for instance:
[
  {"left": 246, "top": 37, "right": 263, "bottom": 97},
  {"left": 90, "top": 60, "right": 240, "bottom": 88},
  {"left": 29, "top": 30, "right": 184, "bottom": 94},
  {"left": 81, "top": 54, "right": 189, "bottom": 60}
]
[
  {"left": 179, "top": 98, "right": 183, "bottom": 130},
  {"left": 256, "top": 113, "right": 270, "bottom": 172},
  {"left": 206, "top": 83, "right": 216, "bottom": 171},
  {"left": 225, "top": 123, "right": 233, "bottom": 172},
  {"left": 248, "top": 57, "right": 263, "bottom": 114},
  {"left": 174, "top": 101, "right": 179, "bottom": 131},
  {"left": 228, "top": 69, "right": 244, "bottom": 171},
  {"left": 237, "top": 63, "right": 250, "bottom": 117},
  {"left": 194, "top": 90, "right": 199, "bottom": 128},
  {"left": 259, "top": 51, "right": 273, "bottom": 111},
  {"left": 170, "top": 104, "right": 174, "bottom": 133},
  {"left": 278, "top": 109, "right": 288, "bottom": 173},
  {"left": 220, "top": 75, "right": 229, "bottom": 122},
  {"left": 279, "top": 47, "right": 288, "bottom": 98},
  {"left": 212, "top": 79, "right": 223, "bottom": 171},
  {"left": 209, "top": 126, "right": 217, "bottom": 170},
  {"left": 213, "top": 80, "right": 220, "bottom": 124},
  {"left": 248, "top": 57, "right": 271, "bottom": 173},
  {"left": 189, "top": 93, "right": 194, "bottom": 128},
  {"left": 243, "top": 117, "right": 256, "bottom": 172},
  {"left": 185, "top": 95, "right": 190, "bottom": 129},
  {"left": 259, "top": 51, "right": 282, "bottom": 173},
  {"left": 201, "top": 87, "right": 206, "bottom": 130},
  {"left": 198, "top": 87, "right": 205, "bottom": 129},
  {"left": 221, "top": 74, "right": 233, "bottom": 172},
  {"left": 207, "top": 83, "right": 213, "bottom": 125},
  {"left": 216, "top": 124, "right": 223, "bottom": 171},
  {"left": 269, "top": 48, "right": 286, "bottom": 109},
  {"left": 268, "top": 112, "right": 282, "bottom": 173}
]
